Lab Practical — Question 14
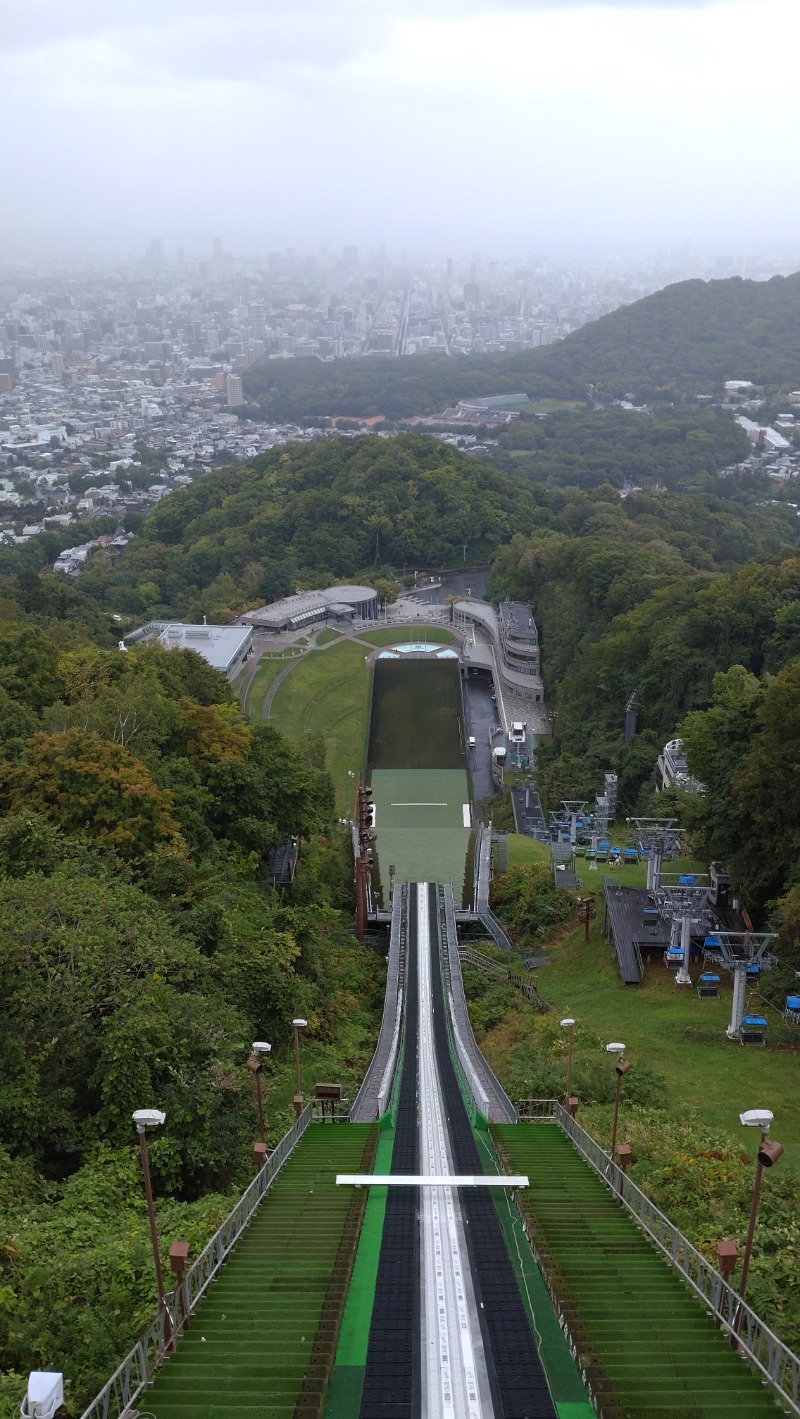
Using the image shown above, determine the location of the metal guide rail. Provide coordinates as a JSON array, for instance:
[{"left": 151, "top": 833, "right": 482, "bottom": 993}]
[{"left": 360, "top": 883, "right": 558, "bottom": 1419}]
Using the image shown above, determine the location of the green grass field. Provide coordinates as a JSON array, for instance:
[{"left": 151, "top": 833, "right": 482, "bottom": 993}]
[
  {"left": 316, "top": 628, "right": 342, "bottom": 646},
  {"left": 499, "top": 833, "right": 800, "bottom": 1160},
  {"left": 269, "top": 641, "right": 371, "bottom": 814},
  {"left": 507, "top": 833, "right": 705, "bottom": 891},
  {"left": 243, "top": 653, "right": 295, "bottom": 717},
  {"left": 357, "top": 625, "right": 456, "bottom": 647}
]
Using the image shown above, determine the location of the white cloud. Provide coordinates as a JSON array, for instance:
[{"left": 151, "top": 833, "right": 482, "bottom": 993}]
[{"left": 0, "top": 0, "right": 797, "bottom": 251}]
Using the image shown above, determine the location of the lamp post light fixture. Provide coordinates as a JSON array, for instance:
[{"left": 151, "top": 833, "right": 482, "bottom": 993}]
[
  {"left": 560, "top": 1018, "right": 576, "bottom": 1108},
  {"left": 247, "top": 1040, "right": 271, "bottom": 1143},
  {"left": 606, "top": 1043, "right": 631, "bottom": 1160},
  {"left": 292, "top": 1018, "right": 308, "bottom": 1117},
  {"left": 132, "top": 1109, "right": 170, "bottom": 1345},
  {"left": 735, "top": 1109, "right": 783, "bottom": 1333}
]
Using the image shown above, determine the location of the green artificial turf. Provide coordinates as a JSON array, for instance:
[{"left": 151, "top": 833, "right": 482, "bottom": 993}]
[
  {"left": 324, "top": 1125, "right": 395, "bottom": 1419},
  {"left": 496, "top": 1124, "right": 782, "bottom": 1417},
  {"left": 145, "top": 1125, "right": 372, "bottom": 1419},
  {"left": 370, "top": 767, "right": 470, "bottom": 893},
  {"left": 368, "top": 659, "right": 465, "bottom": 769}
]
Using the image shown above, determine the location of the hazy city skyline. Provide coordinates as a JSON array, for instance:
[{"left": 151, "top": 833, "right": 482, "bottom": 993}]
[{"left": 2, "top": 0, "right": 799, "bottom": 257}]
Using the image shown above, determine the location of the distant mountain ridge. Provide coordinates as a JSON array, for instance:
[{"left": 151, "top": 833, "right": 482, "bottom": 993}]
[
  {"left": 537, "top": 271, "right": 800, "bottom": 398},
  {"left": 242, "top": 272, "right": 800, "bottom": 419}
]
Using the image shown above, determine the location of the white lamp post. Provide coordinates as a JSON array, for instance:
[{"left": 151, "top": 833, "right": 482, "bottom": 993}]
[{"left": 132, "top": 1109, "right": 168, "bottom": 1339}]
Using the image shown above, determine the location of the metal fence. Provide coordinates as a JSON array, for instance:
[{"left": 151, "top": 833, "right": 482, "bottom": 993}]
[
  {"left": 516, "top": 1099, "right": 800, "bottom": 1416},
  {"left": 78, "top": 1103, "right": 313, "bottom": 1419}
]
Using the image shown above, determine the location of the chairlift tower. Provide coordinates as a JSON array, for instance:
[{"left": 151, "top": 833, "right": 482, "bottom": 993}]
[
  {"left": 654, "top": 877, "right": 711, "bottom": 986},
  {"left": 561, "top": 800, "right": 588, "bottom": 848},
  {"left": 701, "top": 932, "right": 778, "bottom": 1039},
  {"left": 629, "top": 817, "right": 685, "bottom": 892}
]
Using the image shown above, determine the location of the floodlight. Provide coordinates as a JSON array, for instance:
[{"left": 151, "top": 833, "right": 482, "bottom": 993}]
[
  {"left": 132, "top": 1109, "right": 166, "bottom": 1131},
  {"left": 606, "top": 1041, "right": 625, "bottom": 1055},
  {"left": 560, "top": 1018, "right": 575, "bottom": 1028},
  {"left": 758, "top": 1139, "right": 783, "bottom": 1168},
  {"left": 25, "top": 1372, "right": 63, "bottom": 1419},
  {"left": 615, "top": 1057, "right": 631, "bottom": 1076},
  {"left": 252, "top": 1041, "right": 272, "bottom": 1054},
  {"left": 739, "top": 1109, "right": 773, "bottom": 1131},
  {"left": 293, "top": 1018, "right": 308, "bottom": 1028}
]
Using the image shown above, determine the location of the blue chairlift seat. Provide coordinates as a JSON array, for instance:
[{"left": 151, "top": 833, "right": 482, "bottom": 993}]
[
  {"left": 679, "top": 874, "right": 695, "bottom": 886},
  {"left": 665, "top": 947, "right": 683, "bottom": 969},
  {"left": 609, "top": 845, "right": 622, "bottom": 859},
  {"left": 739, "top": 1015, "right": 767, "bottom": 1046},
  {"left": 698, "top": 972, "right": 720, "bottom": 999},
  {"left": 599, "top": 840, "right": 610, "bottom": 851},
  {"left": 746, "top": 964, "right": 760, "bottom": 979},
  {"left": 704, "top": 934, "right": 722, "bottom": 953},
  {"left": 785, "top": 995, "right": 800, "bottom": 1023},
  {"left": 623, "top": 848, "right": 638, "bottom": 863}
]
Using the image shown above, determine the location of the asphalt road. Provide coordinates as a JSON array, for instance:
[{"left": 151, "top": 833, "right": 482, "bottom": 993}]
[
  {"left": 408, "top": 567, "right": 490, "bottom": 605},
  {"left": 462, "top": 675, "right": 499, "bottom": 803}
]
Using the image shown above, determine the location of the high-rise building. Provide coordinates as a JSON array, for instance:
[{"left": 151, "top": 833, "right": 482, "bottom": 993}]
[
  {"left": 249, "top": 303, "right": 266, "bottom": 339},
  {"left": 226, "top": 374, "right": 243, "bottom": 407}
]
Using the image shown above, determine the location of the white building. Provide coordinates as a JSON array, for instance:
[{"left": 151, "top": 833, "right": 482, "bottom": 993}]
[
  {"left": 154, "top": 623, "right": 254, "bottom": 680},
  {"left": 226, "top": 375, "right": 243, "bottom": 408}
]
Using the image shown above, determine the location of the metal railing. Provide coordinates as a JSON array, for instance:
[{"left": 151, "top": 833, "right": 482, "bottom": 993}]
[
  {"left": 459, "top": 946, "right": 545, "bottom": 1009},
  {"left": 439, "top": 889, "right": 516, "bottom": 1125},
  {"left": 78, "top": 1103, "right": 313, "bottom": 1419},
  {"left": 516, "top": 1100, "right": 800, "bottom": 1415}
]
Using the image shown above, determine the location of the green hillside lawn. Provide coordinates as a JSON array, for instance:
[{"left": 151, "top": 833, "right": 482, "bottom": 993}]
[
  {"left": 494, "top": 833, "right": 800, "bottom": 1160},
  {"left": 243, "top": 653, "right": 295, "bottom": 717},
  {"left": 269, "top": 641, "right": 371, "bottom": 814}
]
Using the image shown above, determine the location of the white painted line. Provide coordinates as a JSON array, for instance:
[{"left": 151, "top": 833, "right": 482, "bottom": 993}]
[
  {"left": 390, "top": 802, "right": 448, "bottom": 807},
  {"left": 337, "top": 1174, "right": 528, "bottom": 1187},
  {"left": 462, "top": 804, "right": 471, "bottom": 827}
]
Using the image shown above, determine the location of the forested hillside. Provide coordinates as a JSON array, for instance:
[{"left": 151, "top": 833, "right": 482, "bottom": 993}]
[
  {"left": 0, "top": 571, "right": 383, "bottom": 1412},
  {"left": 241, "top": 272, "right": 800, "bottom": 420},
  {"left": 491, "top": 404, "right": 751, "bottom": 489},
  {"left": 73, "top": 435, "right": 545, "bottom": 621},
  {"left": 490, "top": 486, "right": 800, "bottom": 830}
]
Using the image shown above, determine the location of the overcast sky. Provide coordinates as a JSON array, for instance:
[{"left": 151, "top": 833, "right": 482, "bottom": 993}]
[{"left": 2, "top": 0, "right": 798, "bottom": 257}]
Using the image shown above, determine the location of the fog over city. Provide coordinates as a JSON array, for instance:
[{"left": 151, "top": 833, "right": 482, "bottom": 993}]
[{"left": 2, "top": 0, "right": 799, "bottom": 258}]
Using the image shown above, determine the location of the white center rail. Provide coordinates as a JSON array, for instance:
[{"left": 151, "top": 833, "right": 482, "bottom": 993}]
[
  {"left": 337, "top": 1175, "right": 528, "bottom": 1187},
  {"left": 417, "top": 882, "right": 495, "bottom": 1419}
]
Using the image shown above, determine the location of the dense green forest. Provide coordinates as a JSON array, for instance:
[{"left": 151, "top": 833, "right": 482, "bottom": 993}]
[
  {"left": 0, "top": 567, "right": 383, "bottom": 1413},
  {"left": 241, "top": 272, "right": 800, "bottom": 420},
  {"left": 490, "top": 404, "right": 751, "bottom": 489},
  {"left": 66, "top": 436, "right": 544, "bottom": 621},
  {"left": 491, "top": 491, "right": 800, "bottom": 918}
]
